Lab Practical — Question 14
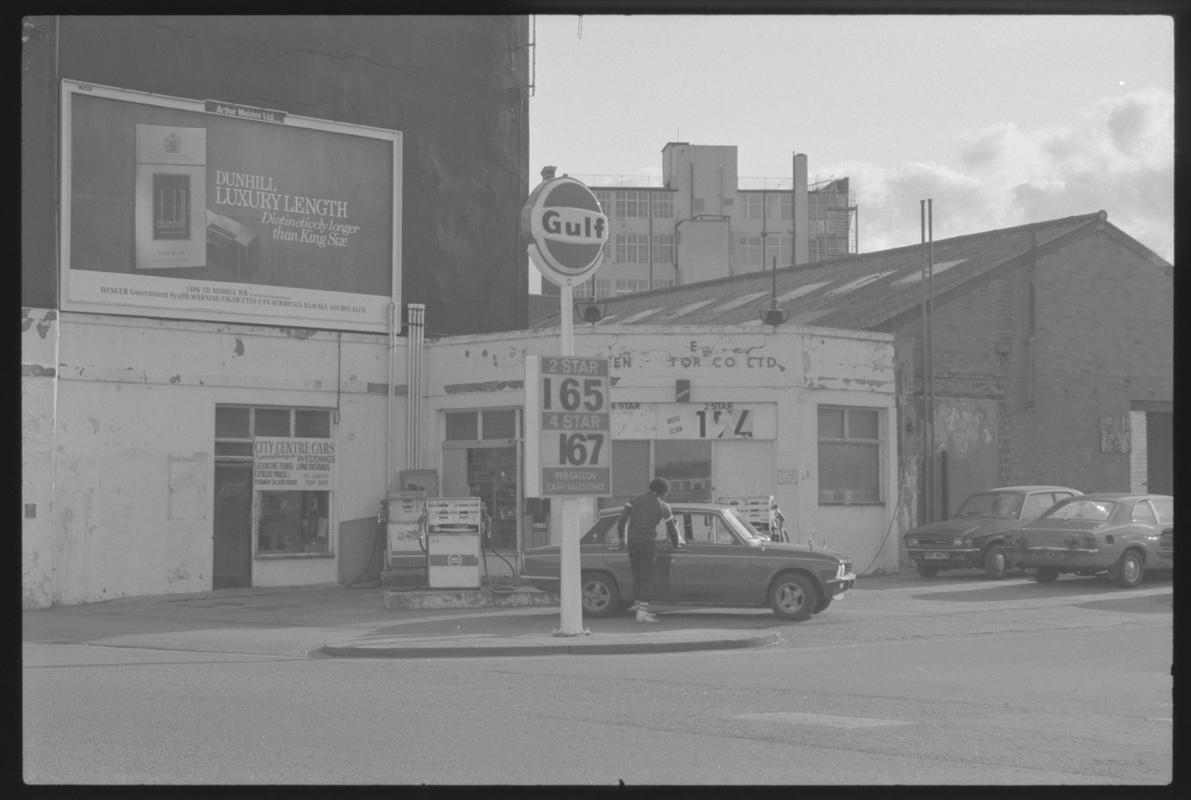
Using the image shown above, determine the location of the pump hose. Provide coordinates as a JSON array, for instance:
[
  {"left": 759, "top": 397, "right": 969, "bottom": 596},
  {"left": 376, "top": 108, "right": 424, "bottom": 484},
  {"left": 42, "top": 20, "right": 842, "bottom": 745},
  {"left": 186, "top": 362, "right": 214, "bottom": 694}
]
[{"left": 481, "top": 513, "right": 518, "bottom": 593}]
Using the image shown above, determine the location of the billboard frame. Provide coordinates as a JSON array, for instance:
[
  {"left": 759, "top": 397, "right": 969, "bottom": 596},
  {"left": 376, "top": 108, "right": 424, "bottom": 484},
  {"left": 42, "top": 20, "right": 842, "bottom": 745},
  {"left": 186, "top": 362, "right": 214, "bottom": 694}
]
[{"left": 58, "top": 79, "right": 402, "bottom": 334}]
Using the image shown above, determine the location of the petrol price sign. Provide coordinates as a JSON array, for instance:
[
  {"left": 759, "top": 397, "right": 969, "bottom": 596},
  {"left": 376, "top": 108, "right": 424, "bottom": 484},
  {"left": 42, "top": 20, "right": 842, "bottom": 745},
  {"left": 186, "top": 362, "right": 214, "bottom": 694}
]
[{"left": 524, "top": 355, "right": 612, "bottom": 497}]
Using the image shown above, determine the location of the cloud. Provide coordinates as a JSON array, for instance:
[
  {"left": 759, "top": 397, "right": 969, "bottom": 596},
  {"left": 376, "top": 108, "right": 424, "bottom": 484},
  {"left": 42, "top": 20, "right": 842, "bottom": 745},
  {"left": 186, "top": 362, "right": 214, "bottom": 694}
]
[{"left": 823, "top": 87, "right": 1174, "bottom": 262}]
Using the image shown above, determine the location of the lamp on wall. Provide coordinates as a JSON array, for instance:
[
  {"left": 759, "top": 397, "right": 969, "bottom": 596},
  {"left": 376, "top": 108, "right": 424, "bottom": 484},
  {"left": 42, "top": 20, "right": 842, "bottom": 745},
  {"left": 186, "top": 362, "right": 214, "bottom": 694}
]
[
  {"left": 574, "top": 295, "right": 607, "bottom": 325},
  {"left": 758, "top": 256, "right": 787, "bottom": 326}
]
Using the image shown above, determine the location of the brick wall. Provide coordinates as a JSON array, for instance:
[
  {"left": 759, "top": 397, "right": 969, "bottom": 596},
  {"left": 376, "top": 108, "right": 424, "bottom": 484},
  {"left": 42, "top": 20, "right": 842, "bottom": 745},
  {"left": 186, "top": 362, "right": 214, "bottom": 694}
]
[
  {"left": 1012, "top": 231, "right": 1172, "bottom": 492},
  {"left": 887, "top": 225, "right": 1173, "bottom": 514}
]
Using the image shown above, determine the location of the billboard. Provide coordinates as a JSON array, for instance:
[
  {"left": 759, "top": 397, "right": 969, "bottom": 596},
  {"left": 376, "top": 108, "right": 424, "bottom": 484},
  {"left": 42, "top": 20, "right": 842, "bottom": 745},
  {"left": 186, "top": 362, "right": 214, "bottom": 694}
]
[{"left": 60, "top": 80, "right": 401, "bottom": 333}]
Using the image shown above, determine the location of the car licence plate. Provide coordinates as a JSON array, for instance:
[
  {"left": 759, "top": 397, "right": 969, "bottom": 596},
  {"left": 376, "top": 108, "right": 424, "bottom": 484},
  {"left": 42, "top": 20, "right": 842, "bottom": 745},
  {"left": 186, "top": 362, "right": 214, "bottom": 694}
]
[{"left": 924, "top": 552, "right": 949, "bottom": 560}]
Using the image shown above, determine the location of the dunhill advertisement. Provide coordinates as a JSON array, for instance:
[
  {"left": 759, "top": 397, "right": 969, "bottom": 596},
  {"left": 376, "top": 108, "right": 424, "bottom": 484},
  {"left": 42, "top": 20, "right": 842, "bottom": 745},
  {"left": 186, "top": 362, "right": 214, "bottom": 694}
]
[{"left": 60, "top": 80, "right": 402, "bottom": 333}]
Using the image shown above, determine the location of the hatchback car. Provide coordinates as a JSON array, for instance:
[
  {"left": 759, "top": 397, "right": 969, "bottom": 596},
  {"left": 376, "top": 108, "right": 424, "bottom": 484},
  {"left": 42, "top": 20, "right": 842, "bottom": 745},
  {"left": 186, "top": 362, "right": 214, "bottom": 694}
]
[
  {"left": 522, "top": 503, "right": 855, "bottom": 621},
  {"left": 903, "top": 486, "right": 1082, "bottom": 578},
  {"left": 1003, "top": 493, "right": 1174, "bottom": 587}
]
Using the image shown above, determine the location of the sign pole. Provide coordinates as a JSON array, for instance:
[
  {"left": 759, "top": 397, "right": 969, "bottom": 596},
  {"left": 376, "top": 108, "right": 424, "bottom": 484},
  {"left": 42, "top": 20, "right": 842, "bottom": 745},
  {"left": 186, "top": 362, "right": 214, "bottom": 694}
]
[
  {"left": 555, "top": 281, "right": 586, "bottom": 635},
  {"left": 521, "top": 171, "right": 608, "bottom": 638}
]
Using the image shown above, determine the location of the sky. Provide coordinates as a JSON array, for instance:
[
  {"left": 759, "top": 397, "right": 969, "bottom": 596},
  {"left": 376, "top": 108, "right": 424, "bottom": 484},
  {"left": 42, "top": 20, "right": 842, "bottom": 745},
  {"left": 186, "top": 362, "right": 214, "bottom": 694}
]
[{"left": 527, "top": 14, "right": 1174, "bottom": 292}]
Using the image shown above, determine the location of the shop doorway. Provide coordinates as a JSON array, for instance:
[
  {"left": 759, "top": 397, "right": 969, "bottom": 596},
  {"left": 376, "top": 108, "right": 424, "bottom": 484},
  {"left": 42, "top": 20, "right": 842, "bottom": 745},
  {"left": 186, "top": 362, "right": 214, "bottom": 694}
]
[
  {"left": 1146, "top": 411, "right": 1172, "bottom": 494},
  {"left": 442, "top": 445, "right": 519, "bottom": 551},
  {"left": 213, "top": 461, "right": 252, "bottom": 588}
]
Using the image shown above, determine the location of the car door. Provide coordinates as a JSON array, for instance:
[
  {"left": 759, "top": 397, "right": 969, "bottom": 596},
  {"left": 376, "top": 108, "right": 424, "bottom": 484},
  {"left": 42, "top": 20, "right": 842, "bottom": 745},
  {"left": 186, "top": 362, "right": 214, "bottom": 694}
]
[
  {"left": 594, "top": 515, "right": 636, "bottom": 598},
  {"left": 668, "top": 511, "right": 751, "bottom": 604},
  {"left": 1129, "top": 498, "right": 1163, "bottom": 554},
  {"left": 1021, "top": 492, "right": 1055, "bottom": 521}
]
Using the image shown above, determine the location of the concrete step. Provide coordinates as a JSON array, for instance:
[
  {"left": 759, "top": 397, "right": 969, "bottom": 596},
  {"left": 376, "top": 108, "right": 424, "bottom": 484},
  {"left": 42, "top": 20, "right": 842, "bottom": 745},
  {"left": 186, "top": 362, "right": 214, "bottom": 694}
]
[{"left": 382, "top": 584, "right": 559, "bottom": 610}]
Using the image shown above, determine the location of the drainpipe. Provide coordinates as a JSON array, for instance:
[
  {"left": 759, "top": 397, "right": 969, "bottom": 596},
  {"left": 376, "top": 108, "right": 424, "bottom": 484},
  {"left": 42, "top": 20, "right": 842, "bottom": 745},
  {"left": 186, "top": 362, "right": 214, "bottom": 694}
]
[
  {"left": 405, "top": 303, "right": 426, "bottom": 471},
  {"left": 648, "top": 190, "right": 654, "bottom": 290},
  {"left": 386, "top": 302, "right": 396, "bottom": 494}
]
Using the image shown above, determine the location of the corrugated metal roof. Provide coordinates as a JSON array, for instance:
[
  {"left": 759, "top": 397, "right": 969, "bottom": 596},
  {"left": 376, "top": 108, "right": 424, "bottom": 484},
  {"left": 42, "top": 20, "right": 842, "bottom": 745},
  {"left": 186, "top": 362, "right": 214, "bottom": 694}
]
[{"left": 530, "top": 211, "right": 1153, "bottom": 332}]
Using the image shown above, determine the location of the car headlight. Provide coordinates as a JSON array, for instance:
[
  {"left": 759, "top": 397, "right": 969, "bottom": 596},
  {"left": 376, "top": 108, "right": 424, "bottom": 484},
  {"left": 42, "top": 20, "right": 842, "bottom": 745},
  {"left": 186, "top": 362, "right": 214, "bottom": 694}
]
[
  {"left": 906, "top": 537, "right": 918, "bottom": 546},
  {"left": 953, "top": 537, "right": 964, "bottom": 546}
]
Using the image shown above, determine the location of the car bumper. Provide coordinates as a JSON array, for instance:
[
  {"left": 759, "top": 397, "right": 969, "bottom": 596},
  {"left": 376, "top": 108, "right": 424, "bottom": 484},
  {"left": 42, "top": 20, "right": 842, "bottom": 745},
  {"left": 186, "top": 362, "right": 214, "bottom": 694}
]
[
  {"left": 907, "top": 547, "right": 981, "bottom": 568},
  {"left": 824, "top": 572, "right": 856, "bottom": 598},
  {"left": 1005, "top": 547, "right": 1107, "bottom": 570}
]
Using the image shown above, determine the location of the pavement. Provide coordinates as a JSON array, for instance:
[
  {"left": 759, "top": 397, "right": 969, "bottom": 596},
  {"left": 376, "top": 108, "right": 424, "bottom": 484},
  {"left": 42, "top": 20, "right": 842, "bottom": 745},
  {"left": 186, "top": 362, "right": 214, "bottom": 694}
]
[{"left": 21, "top": 570, "right": 907, "bottom": 659}]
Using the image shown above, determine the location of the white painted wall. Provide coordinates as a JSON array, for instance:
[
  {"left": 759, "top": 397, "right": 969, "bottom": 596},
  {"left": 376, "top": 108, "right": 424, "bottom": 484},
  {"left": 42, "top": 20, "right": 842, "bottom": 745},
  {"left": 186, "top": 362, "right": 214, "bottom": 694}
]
[
  {"left": 21, "top": 309, "right": 59, "bottom": 609},
  {"left": 22, "top": 311, "right": 401, "bottom": 607},
  {"left": 421, "top": 324, "right": 900, "bottom": 575},
  {"left": 23, "top": 310, "right": 898, "bottom": 608}
]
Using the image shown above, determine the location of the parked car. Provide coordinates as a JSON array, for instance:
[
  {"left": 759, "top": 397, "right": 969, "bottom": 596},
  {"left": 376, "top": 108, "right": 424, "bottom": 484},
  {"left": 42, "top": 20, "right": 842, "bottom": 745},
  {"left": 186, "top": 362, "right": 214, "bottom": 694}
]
[
  {"left": 904, "top": 486, "right": 1083, "bottom": 578},
  {"left": 1003, "top": 493, "right": 1174, "bottom": 587},
  {"left": 1156, "top": 526, "right": 1173, "bottom": 568},
  {"left": 522, "top": 502, "right": 855, "bottom": 621}
]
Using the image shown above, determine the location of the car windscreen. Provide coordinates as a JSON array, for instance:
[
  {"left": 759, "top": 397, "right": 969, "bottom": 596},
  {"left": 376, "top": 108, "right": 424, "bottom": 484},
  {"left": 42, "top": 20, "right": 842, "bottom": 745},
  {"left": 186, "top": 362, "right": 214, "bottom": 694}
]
[
  {"left": 1043, "top": 498, "right": 1116, "bottom": 521},
  {"left": 955, "top": 492, "right": 1023, "bottom": 518},
  {"left": 724, "top": 508, "right": 766, "bottom": 541}
]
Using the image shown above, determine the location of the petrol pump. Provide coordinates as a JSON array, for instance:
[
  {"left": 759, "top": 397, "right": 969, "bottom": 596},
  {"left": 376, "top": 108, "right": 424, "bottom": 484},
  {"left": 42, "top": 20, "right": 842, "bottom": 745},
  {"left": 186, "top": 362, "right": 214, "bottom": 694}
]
[
  {"left": 384, "top": 490, "right": 428, "bottom": 570},
  {"left": 424, "top": 497, "right": 483, "bottom": 588}
]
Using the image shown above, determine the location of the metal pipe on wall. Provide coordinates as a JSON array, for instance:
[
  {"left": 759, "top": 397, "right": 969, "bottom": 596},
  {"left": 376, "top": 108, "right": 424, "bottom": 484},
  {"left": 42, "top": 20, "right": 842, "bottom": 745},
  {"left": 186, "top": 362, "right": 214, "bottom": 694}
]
[
  {"left": 386, "top": 301, "right": 396, "bottom": 494},
  {"left": 405, "top": 303, "right": 426, "bottom": 471},
  {"left": 928, "top": 199, "right": 935, "bottom": 522},
  {"left": 920, "top": 201, "right": 929, "bottom": 524}
]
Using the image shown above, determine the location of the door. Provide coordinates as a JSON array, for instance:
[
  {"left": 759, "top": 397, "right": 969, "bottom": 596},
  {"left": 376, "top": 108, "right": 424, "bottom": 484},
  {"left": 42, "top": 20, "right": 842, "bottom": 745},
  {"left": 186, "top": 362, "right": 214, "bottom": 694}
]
[
  {"left": 213, "top": 461, "right": 252, "bottom": 588},
  {"left": 1146, "top": 411, "right": 1172, "bottom": 494},
  {"left": 668, "top": 511, "right": 752, "bottom": 604}
]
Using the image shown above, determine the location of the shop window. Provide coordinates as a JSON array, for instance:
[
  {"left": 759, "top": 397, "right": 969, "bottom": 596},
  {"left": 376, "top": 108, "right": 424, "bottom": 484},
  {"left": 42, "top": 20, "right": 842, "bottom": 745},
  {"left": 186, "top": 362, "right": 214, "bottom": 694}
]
[
  {"left": 215, "top": 407, "right": 250, "bottom": 438},
  {"left": 214, "top": 406, "right": 335, "bottom": 558},
  {"left": 656, "top": 440, "right": 711, "bottom": 502},
  {"left": 818, "top": 406, "right": 881, "bottom": 504},
  {"left": 442, "top": 409, "right": 522, "bottom": 551},
  {"left": 257, "top": 490, "right": 330, "bottom": 554},
  {"left": 295, "top": 409, "right": 331, "bottom": 438},
  {"left": 446, "top": 409, "right": 520, "bottom": 442},
  {"left": 467, "top": 447, "right": 518, "bottom": 550},
  {"left": 255, "top": 408, "right": 291, "bottom": 436},
  {"left": 446, "top": 411, "right": 479, "bottom": 441},
  {"left": 602, "top": 439, "right": 711, "bottom": 510},
  {"left": 482, "top": 410, "right": 516, "bottom": 440}
]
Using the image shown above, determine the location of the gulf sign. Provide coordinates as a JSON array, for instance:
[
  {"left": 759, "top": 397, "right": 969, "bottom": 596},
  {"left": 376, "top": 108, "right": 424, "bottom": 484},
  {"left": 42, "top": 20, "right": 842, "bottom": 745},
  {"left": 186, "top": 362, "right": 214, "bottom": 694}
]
[{"left": 521, "top": 176, "right": 608, "bottom": 287}]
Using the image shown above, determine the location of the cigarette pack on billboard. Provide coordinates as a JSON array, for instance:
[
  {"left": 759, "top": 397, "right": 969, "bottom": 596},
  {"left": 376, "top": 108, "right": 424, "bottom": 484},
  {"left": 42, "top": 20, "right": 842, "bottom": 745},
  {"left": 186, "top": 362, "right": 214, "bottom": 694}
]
[
  {"left": 134, "top": 124, "right": 208, "bottom": 270},
  {"left": 206, "top": 209, "right": 260, "bottom": 279}
]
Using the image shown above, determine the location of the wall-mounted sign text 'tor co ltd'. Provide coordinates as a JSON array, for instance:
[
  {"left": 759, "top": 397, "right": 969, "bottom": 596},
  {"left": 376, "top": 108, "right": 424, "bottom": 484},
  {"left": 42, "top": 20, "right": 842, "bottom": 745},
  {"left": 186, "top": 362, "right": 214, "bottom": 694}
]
[{"left": 523, "top": 355, "right": 611, "bottom": 497}]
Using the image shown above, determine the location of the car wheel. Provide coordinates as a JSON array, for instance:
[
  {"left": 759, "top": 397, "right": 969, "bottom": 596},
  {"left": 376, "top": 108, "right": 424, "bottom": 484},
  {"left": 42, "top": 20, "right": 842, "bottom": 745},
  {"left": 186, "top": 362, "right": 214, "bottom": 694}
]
[
  {"left": 982, "top": 544, "right": 1008, "bottom": 579},
  {"left": 1113, "top": 550, "right": 1145, "bottom": 588},
  {"left": 769, "top": 572, "right": 818, "bottom": 621},
  {"left": 916, "top": 564, "right": 938, "bottom": 578},
  {"left": 812, "top": 596, "right": 832, "bottom": 614},
  {"left": 580, "top": 571, "right": 620, "bottom": 618},
  {"left": 1034, "top": 566, "right": 1059, "bottom": 583}
]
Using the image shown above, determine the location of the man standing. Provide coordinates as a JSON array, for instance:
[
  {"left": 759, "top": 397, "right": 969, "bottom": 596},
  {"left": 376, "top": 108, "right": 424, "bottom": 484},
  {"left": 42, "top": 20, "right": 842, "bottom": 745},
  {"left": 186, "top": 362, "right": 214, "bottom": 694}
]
[{"left": 617, "top": 477, "right": 682, "bottom": 623}]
